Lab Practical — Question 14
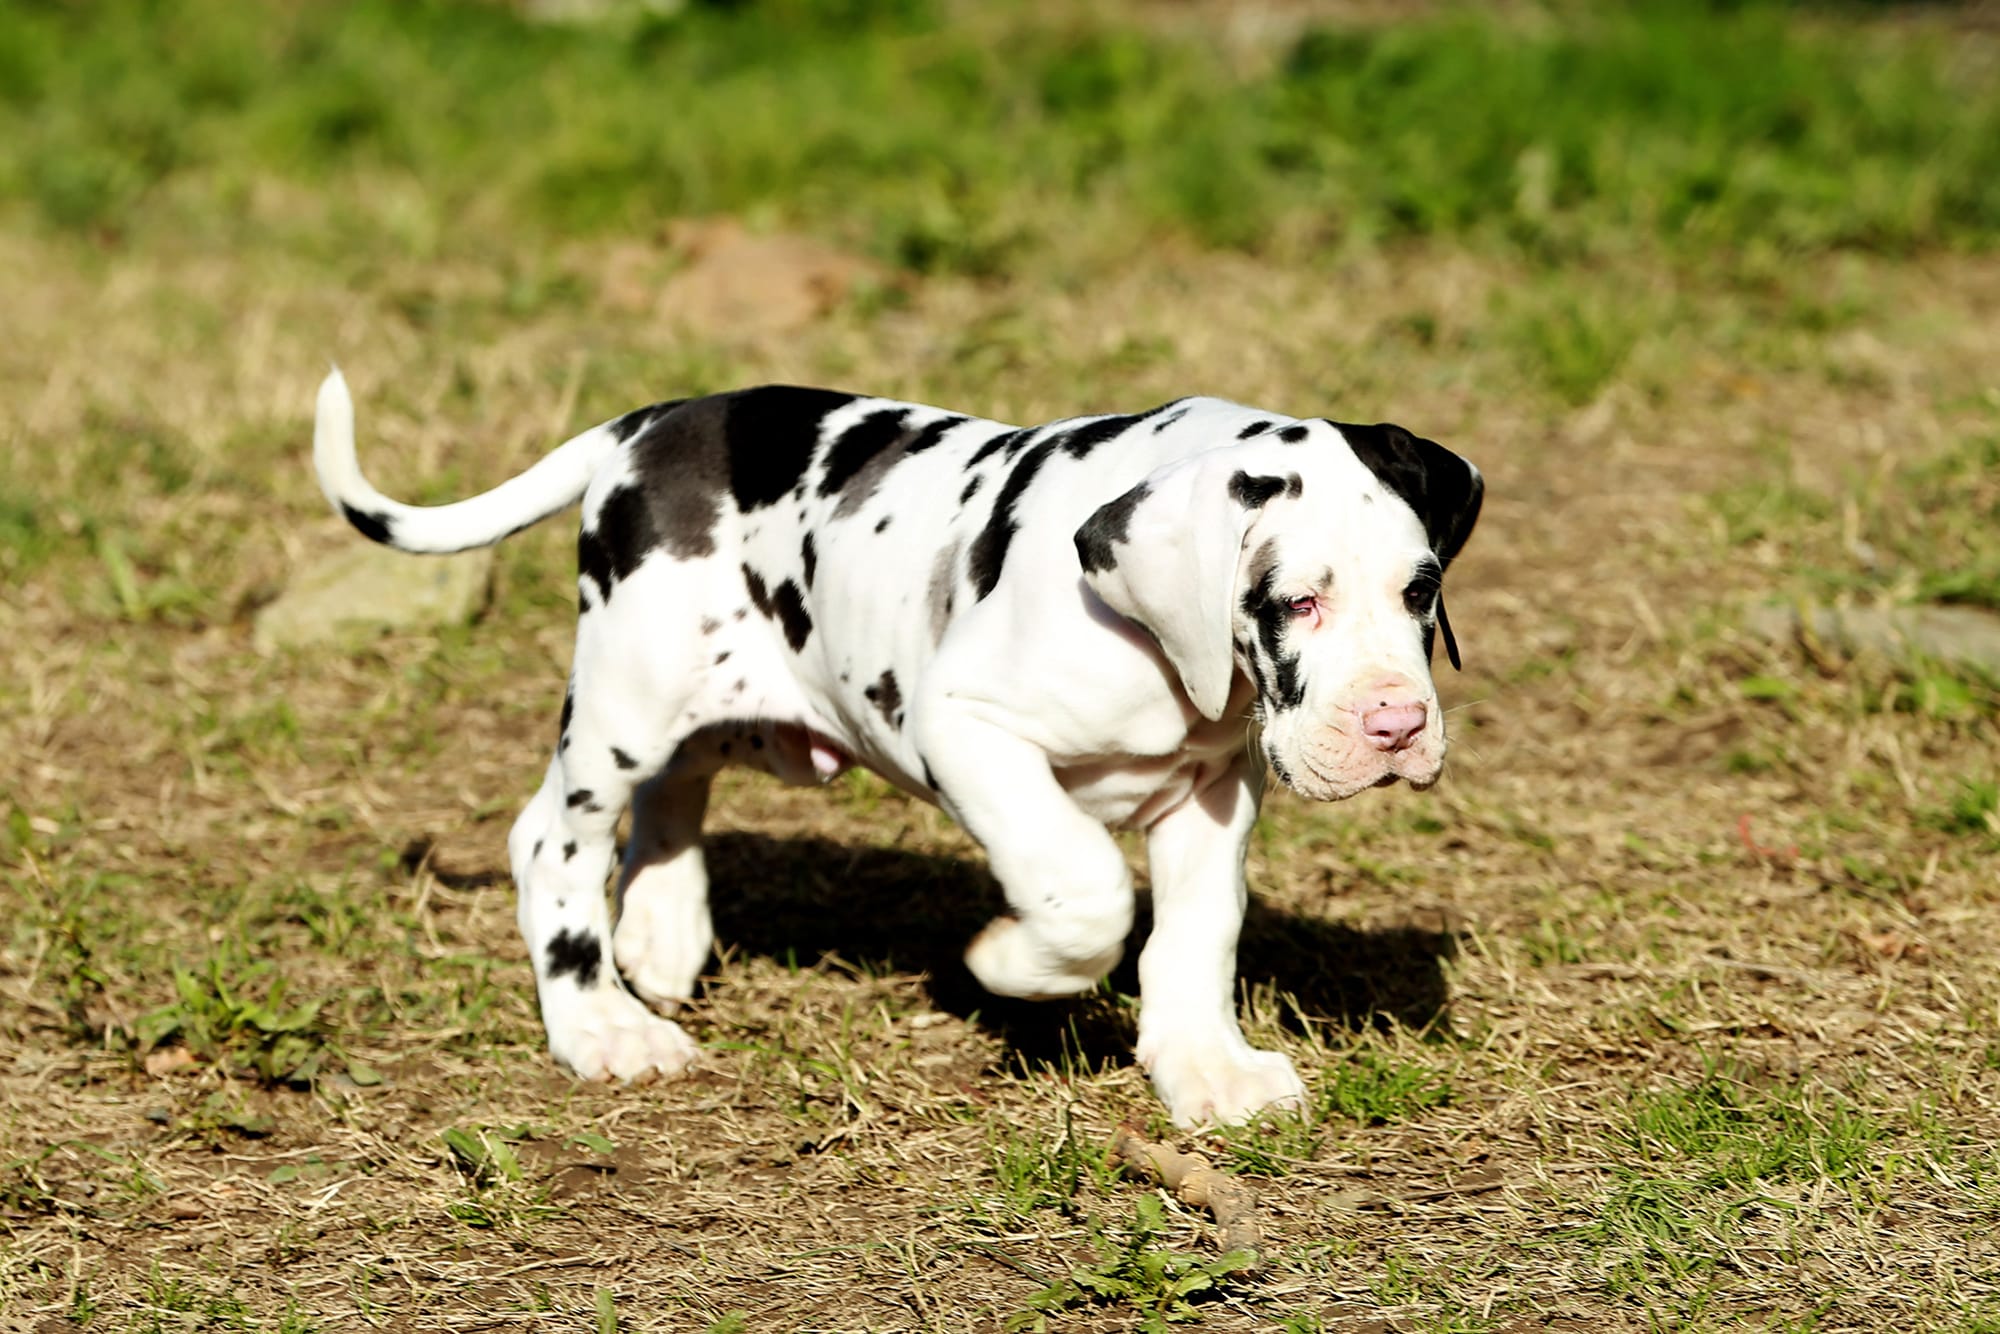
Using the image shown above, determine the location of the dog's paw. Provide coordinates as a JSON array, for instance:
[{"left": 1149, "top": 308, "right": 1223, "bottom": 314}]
[
  {"left": 965, "top": 915, "right": 1123, "bottom": 1000},
  {"left": 546, "top": 989, "right": 698, "bottom": 1083},
  {"left": 613, "top": 894, "right": 711, "bottom": 1013},
  {"left": 1142, "top": 1038, "right": 1306, "bottom": 1128}
]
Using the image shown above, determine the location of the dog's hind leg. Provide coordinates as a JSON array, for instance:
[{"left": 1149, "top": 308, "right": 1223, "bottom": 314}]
[
  {"left": 508, "top": 694, "right": 700, "bottom": 1083},
  {"left": 613, "top": 775, "right": 713, "bottom": 1011}
]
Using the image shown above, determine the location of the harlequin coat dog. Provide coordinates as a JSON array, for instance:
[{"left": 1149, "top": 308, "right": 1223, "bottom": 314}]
[{"left": 312, "top": 371, "right": 1482, "bottom": 1126}]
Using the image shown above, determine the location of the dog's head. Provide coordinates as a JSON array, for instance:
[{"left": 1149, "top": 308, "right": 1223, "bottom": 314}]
[{"left": 1074, "top": 419, "right": 1482, "bottom": 800}]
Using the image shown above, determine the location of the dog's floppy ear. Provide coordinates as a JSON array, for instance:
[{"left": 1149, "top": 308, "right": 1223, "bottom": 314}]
[
  {"left": 1332, "top": 421, "right": 1482, "bottom": 568},
  {"left": 1073, "top": 454, "right": 1262, "bottom": 721},
  {"left": 1334, "top": 422, "right": 1482, "bottom": 670}
]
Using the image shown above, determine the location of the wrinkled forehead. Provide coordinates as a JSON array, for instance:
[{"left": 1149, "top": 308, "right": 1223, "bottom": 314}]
[{"left": 1248, "top": 449, "right": 1436, "bottom": 584}]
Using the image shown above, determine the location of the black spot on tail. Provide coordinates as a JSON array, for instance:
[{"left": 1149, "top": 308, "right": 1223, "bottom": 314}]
[
  {"left": 545, "top": 929, "right": 602, "bottom": 989},
  {"left": 341, "top": 503, "right": 394, "bottom": 545}
]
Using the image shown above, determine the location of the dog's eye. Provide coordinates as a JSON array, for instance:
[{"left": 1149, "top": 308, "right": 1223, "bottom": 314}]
[
  {"left": 1403, "top": 581, "right": 1438, "bottom": 616},
  {"left": 1285, "top": 595, "right": 1317, "bottom": 617}
]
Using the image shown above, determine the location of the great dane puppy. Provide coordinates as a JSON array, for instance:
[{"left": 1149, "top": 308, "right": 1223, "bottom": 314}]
[{"left": 313, "top": 371, "right": 1481, "bottom": 1127}]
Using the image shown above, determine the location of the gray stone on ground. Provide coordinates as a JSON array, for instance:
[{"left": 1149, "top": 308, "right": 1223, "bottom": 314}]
[
  {"left": 1745, "top": 600, "right": 2000, "bottom": 673},
  {"left": 254, "top": 545, "right": 495, "bottom": 651}
]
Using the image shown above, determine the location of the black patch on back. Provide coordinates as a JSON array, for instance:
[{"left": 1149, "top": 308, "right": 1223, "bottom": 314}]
[
  {"left": 905, "top": 416, "right": 965, "bottom": 456},
  {"left": 611, "top": 747, "right": 638, "bottom": 771},
  {"left": 1333, "top": 421, "right": 1484, "bottom": 568},
  {"left": 1074, "top": 481, "right": 1150, "bottom": 574},
  {"left": 960, "top": 475, "right": 983, "bottom": 506},
  {"left": 724, "top": 386, "right": 855, "bottom": 511},
  {"left": 800, "top": 533, "right": 817, "bottom": 589},
  {"left": 1277, "top": 424, "right": 1310, "bottom": 443},
  {"left": 966, "top": 428, "right": 1028, "bottom": 469},
  {"left": 1236, "top": 420, "right": 1273, "bottom": 439},
  {"left": 1152, "top": 405, "right": 1192, "bottom": 433},
  {"left": 544, "top": 928, "right": 601, "bottom": 989},
  {"left": 864, "top": 669, "right": 903, "bottom": 728},
  {"left": 341, "top": 502, "right": 394, "bottom": 545},
  {"left": 772, "top": 579, "right": 813, "bottom": 651},
  {"left": 1227, "top": 471, "right": 1303, "bottom": 509},
  {"left": 818, "top": 408, "right": 909, "bottom": 497},
  {"left": 969, "top": 438, "right": 1060, "bottom": 600},
  {"left": 608, "top": 399, "right": 684, "bottom": 444}
]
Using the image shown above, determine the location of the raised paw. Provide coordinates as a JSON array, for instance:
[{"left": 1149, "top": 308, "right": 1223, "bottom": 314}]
[
  {"left": 1142, "top": 1037, "right": 1306, "bottom": 1129},
  {"left": 612, "top": 893, "right": 712, "bottom": 1013},
  {"left": 545, "top": 988, "right": 698, "bottom": 1083},
  {"left": 965, "top": 915, "right": 1124, "bottom": 1000}
]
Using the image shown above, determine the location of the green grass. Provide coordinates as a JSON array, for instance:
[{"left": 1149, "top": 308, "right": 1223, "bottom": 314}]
[{"left": 2, "top": 0, "right": 1996, "bottom": 268}]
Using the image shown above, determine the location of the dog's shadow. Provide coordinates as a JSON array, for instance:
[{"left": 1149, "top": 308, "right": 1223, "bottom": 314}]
[{"left": 700, "top": 832, "right": 1456, "bottom": 1071}]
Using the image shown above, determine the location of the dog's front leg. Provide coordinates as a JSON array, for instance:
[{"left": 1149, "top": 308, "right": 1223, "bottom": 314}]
[
  {"left": 1138, "top": 756, "right": 1306, "bottom": 1127},
  {"left": 917, "top": 704, "right": 1134, "bottom": 1000}
]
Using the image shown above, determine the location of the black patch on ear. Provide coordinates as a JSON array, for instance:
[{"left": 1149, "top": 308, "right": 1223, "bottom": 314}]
[
  {"left": 341, "top": 502, "right": 394, "bottom": 545},
  {"left": 1333, "top": 421, "right": 1484, "bottom": 568},
  {"left": 1227, "top": 471, "right": 1303, "bottom": 509},
  {"left": 969, "top": 440, "right": 1060, "bottom": 600},
  {"left": 1437, "top": 596, "right": 1462, "bottom": 671},
  {"left": 724, "top": 385, "right": 855, "bottom": 512},
  {"left": 544, "top": 929, "right": 601, "bottom": 989},
  {"left": 818, "top": 408, "right": 909, "bottom": 496},
  {"left": 1074, "top": 481, "right": 1150, "bottom": 574},
  {"left": 800, "top": 533, "right": 817, "bottom": 589},
  {"left": 864, "top": 669, "right": 903, "bottom": 727},
  {"left": 772, "top": 579, "right": 813, "bottom": 651}
]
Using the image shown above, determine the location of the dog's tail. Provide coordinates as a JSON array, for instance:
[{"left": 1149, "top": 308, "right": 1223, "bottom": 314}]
[{"left": 313, "top": 367, "right": 628, "bottom": 554}]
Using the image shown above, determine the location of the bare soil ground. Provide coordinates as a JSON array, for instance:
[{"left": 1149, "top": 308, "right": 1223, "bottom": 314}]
[{"left": 3, "top": 207, "right": 2000, "bottom": 1331}]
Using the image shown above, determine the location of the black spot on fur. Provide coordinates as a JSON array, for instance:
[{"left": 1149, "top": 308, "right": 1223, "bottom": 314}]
[
  {"left": 750, "top": 734, "right": 765, "bottom": 750},
  {"left": 544, "top": 929, "right": 601, "bottom": 989},
  {"left": 904, "top": 416, "right": 965, "bottom": 455},
  {"left": 720, "top": 741, "right": 732, "bottom": 756},
  {"left": 724, "top": 386, "right": 855, "bottom": 512},
  {"left": 863, "top": 669, "right": 902, "bottom": 728},
  {"left": 1227, "top": 471, "right": 1302, "bottom": 509},
  {"left": 1074, "top": 481, "right": 1150, "bottom": 574},
  {"left": 700, "top": 617, "right": 721, "bottom": 634},
  {"left": 960, "top": 475, "right": 983, "bottom": 505},
  {"left": 1151, "top": 405, "right": 1192, "bottom": 433},
  {"left": 819, "top": 408, "right": 908, "bottom": 496},
  {"left": 611, "top": 747, "right": 638, "bottom": 771},
  {"left": 874, "top": 516, "right": 891, "bottom": 534},
  {"left": 532, "top": 838, "right": 543, "bottom": 858},
  {"left": 1277, "top": 423, "right": 1309, "bottom": 443},
  {"left": 772, "top": 579, "right": 813, "bottom": 651},
  {"left": 1239, "top": 563, "right": 1305, "bottom": 710},
  {"left": 714, "top": 650, "right": 731, "bottom": 665},
  {"left": 567, "top": 788, "right": 593, "bottom": 808},
  {"left": 562, "top": 840, "right": 578, "bottom": 861},
  {"left": 800, "top": 533, "right": 817, "bottom": 589},
  {"left": 341, "top": 502, "right": 393, "bottom": 545},
  {"left": 969, "top": 438, "right": 1060, "bottom": 599},
  {"left": 966, "top": 428, "right": 1028, "bottom": 469},
  {"left": 743, "top": 564, "right": 774, "bottom": 617},
  {"left": 1333, "top": 421, "right": 1484, "bottom": 568},
  {"left": 1237, "top": 420, "right": 1272, "bottom": 439},
  {"left": 558, "top": 686, "right": 574, "bottom": 750},
  {"left": 608, "top": 400, "right": 685, "bottom": 444}
]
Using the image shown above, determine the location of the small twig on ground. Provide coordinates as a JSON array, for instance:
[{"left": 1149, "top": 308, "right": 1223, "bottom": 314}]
[{"left": 1109, "top": 1123, "right": 1262, "bottom": 1266}]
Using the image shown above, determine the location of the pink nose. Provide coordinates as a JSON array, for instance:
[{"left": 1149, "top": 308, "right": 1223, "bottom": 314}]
[{"left": 1361, "top": 701, "right": 1427, "bottom": 752}]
